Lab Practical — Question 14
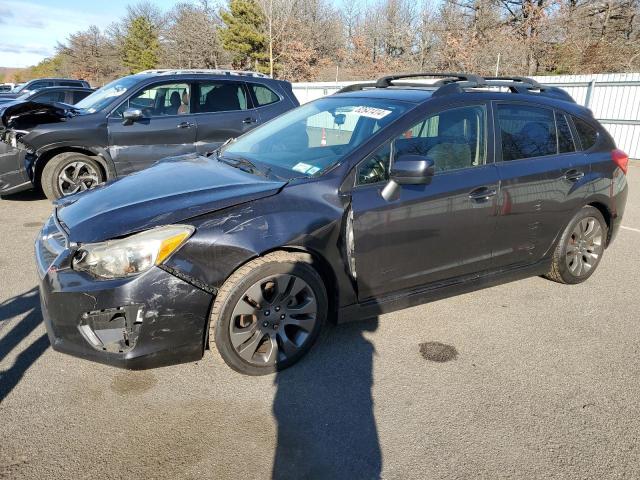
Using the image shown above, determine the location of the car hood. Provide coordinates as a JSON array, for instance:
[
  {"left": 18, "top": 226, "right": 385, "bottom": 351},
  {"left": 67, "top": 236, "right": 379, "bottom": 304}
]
[
  {"left": 56, "top": 154, "right": 287, "bottom": 243},
  {"left": 0, "top": 101, "right": 76, "bottom": 130}
]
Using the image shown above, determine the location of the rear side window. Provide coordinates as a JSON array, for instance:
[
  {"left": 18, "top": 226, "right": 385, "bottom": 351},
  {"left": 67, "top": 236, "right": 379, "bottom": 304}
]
[
  {"left": 556, "top": 112, "right": 575, "bottom": 153},
  {"left": 197, "top": 81, "right": 248, "bottom": 113},
  {"left": 252, "top": 85, "right": 280, "bottom": 106},
  {"left": 497, "top": 104, "right": 556, "bottom": 160},
  {"left": 72, "top": 90, "right": 92, "bottom": 104},
  {"left": 29, "top": 81, "right": 53, "bottom": 90},
  {"left": 59, "top": 81, "right": 82, "bottom": 87},
  {"left": 33, "top": 90, "right": 66, "bottom": 103},
  {"left": 573, "top": 117, "right": 599, "bottom": 150}
]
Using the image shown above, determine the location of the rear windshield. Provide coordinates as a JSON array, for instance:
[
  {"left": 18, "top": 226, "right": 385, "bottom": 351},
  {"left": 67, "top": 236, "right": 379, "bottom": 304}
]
[{"left": 222, "top": 97, "right": 411, "bottom": 180}]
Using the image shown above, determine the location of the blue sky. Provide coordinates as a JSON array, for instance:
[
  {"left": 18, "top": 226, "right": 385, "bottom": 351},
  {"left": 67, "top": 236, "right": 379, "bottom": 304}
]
[{"left": 0, "top": 0, "right": 182, "bottom": 68}]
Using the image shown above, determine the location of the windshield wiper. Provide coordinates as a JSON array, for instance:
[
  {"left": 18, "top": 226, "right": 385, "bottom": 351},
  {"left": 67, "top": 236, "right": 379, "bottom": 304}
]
[{"left": 218, "top": 154, "right": 267, "bottom": 177}]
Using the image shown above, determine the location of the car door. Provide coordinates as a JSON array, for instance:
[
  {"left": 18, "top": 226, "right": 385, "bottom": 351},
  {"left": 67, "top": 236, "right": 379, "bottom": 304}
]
[
  {"left": 491, "top": 103, "right": 589, "bottom": 268},
  {"left": 350, "top": 103, "right": 499, "bottom": 300},
  {"left": 107, "top": 81, "right": 197, "bottom": 175},
  {"left": 192, "top": 80, "right": 259, "bottom": 154}
]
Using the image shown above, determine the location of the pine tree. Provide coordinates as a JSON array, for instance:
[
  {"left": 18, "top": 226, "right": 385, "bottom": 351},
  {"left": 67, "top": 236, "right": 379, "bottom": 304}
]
[
  {"left": 122, "top": 16, "right": 160, "bottom": 74},
  {"left": 219, "top": 0, "right": 268, "bottom": 72}
]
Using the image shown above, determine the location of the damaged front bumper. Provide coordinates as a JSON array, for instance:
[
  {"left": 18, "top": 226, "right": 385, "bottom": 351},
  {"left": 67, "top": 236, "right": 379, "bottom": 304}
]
[
  {"left": 37, "top": 217, "right": 214, "bottom": 369},
  {"left": 0, "top": 141, "right": 31, "bottom": 195}
]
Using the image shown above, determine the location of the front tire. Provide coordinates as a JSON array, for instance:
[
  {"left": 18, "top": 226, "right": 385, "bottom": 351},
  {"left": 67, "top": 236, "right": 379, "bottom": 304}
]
[
  {"left": 210, "top": 251, "right": 327, "bottom": 375},
  {"left": 545, "top": 206, "right": 607, "bottom": 284},
  {"left": 41, "top": 152, "right": 104, "bottom": 200}
]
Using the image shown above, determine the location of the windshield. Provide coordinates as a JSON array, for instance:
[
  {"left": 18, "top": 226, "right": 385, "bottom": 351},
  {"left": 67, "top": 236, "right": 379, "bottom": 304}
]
[
  {"left": 222, "top": 97, "right": 411, "bottom": 179},
  {"left": 74, "top": 75, "right": 141, "bottom": 113}
]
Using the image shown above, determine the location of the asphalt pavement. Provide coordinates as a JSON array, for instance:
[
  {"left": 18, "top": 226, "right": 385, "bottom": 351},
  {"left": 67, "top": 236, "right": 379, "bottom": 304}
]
[{"left": 1, "top": 164, "right": 639, "bottom": 479}]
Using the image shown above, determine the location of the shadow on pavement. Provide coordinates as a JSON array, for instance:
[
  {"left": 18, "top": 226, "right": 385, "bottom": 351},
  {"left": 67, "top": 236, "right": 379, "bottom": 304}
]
[
  {"left": 0, "top": 288, "right": 49, "bottom": 404},
  {"left": 272, "top": 318, "right": 381, "bottom": 480},
  {"left": 0, "top": 189, "right": 45, "bottom": 202}
]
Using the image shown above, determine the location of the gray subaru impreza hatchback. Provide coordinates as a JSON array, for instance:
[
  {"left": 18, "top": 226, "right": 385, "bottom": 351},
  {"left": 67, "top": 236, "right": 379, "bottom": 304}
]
[{"left": 36, "top": 73, "right": 628, "bottom": 375}]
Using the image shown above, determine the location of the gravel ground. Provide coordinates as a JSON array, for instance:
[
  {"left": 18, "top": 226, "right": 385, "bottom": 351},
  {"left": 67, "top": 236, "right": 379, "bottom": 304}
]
[{"left": 1, "top": 164, "right": 639, "bottom": 480}]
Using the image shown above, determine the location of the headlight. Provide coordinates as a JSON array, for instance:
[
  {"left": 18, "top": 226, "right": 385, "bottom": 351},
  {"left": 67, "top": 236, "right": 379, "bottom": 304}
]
[{"left": 72, "top": 225, "right": 194, "bottom": 279}]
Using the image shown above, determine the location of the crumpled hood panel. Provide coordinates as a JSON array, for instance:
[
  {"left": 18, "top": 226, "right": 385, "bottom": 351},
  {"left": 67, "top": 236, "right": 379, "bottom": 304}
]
[
  {"left": 56, "top": 154, "right": 286, "bottom": 243},
  {"left": 0, "top": 101, "right": 74, "bottom": 130}
]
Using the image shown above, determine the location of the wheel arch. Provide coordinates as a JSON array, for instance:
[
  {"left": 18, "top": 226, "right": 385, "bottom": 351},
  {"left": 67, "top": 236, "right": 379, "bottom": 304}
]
[
  {"left": 586, "top": 201, "right": 612, "bottom": 246},
  {"left": 33, "top": 146, "right": 116, "bottom": 187}
]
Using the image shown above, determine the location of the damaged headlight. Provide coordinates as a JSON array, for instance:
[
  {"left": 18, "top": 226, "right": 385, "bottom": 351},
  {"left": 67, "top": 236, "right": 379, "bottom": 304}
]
[{"left": 72, "top": 225, "right": 194, "bottom": 279}]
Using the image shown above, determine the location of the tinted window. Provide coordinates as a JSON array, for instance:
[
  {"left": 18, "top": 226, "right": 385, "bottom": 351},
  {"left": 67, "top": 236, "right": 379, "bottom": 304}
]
[
  {"left": 556, "top": 112, "right": 575, "bottom": 153},
  {"left": 357, "top": 143, "right": 392, "bottom": 185},
  {"left": 573, "top": 117, "right": 598, "bottom": 150},
  {"left": 72, "top": 90, "right": 92, "bottom": 104},
  {"left": 58, "top": 81, "right": 82, "bottom": 87},
  {"left": 498, "top": 104, "right": 556, "bottom": 160},
  {"left": 29, "top": 81, "right": 53, "bottom": 90},
  {"left": 252, "top": 85, "right": 279, "bottom": 106},
  {"left": 113, "top": 83, "right": 190, "bottom": 117},
  {"left": 197, "top": 81, "right": 247, "bottom": 113},
  {"left": 394, "top": 105, "right": 486, "bottom": 173},
  {"left": 32, "top": 91, "right": 66, "bottom": 103}
]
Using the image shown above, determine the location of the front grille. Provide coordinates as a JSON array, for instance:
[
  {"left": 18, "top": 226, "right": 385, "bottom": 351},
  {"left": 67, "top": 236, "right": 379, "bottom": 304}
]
[{"left": 35, "top": 215, "right": 67, "bottom": 276}]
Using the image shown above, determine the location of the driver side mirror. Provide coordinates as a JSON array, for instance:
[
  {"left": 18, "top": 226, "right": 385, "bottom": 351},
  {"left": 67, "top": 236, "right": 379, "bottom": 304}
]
[
  {"left": 390, "top": 155, "right": 435, "bottom": 184},
  {"left": 382, "top": 155, "right": 435, "bottom": 201},
  {"left": 122, "top": 107, "right": 143, "bottom": 125}
]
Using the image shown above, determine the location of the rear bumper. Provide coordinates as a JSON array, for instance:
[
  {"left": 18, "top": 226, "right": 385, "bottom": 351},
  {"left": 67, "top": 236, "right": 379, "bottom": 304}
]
[
  {"left": 38, "top": 225, "right": 214, "bottom": 369},
  {"left": 608, "top": 171, "right": 628, "bottom": 246},
  {"left": 0, "top": 144, "right": 31, "bottom": 195}
]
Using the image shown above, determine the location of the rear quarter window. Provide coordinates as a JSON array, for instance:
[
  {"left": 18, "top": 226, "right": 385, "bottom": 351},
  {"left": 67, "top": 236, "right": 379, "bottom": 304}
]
[
  {"left": 252, "top": 85, "right": 280, "bottom": 106},
  {"left": 573, "top": 117, "right": 599, "bottom": 151}
]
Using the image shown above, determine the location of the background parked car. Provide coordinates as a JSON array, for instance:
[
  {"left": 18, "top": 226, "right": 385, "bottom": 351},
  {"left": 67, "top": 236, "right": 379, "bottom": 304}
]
[
  {"left": 0, "top": 69, "right": 299, "bottom": 199},
  {"left": 0, "top": 83, "right": 14, "bottom": 92},
  {"left": 0, "top": 86, "right": 94, "bottom": 106},
  {"left": 0, "top": 78, "right": 90, "bottom": 100}
]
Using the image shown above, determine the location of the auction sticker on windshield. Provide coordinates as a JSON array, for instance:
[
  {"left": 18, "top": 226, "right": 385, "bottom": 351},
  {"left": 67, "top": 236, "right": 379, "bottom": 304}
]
[
  {"left": 292, "top": 162, "right": 320, "bottom": 174},
  {"left": 352, "top": 106, "right": 392, "bottom": 120}
]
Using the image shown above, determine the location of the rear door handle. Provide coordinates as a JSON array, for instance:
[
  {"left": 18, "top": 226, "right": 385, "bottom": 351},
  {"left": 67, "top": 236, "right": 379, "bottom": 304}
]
[
  {"left": 563, "top": 169, "right": 584, "bottom": 182},
  {"left": 468, "top": 186, "right": 497, "bottom": 201},
  {"left": 177, "top": 121, "right": 195, "bottom": 129},
  {"left": 242, "top": 117, "right": 258, "bottom": 125}
]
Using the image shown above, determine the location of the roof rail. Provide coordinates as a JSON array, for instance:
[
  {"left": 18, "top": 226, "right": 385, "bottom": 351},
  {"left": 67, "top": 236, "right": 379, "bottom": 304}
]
[
  {"left": 484, "top": 76, "right": 542, "bottom": 89},
  {"left": 137, "top": 68, "right": 269, "bottom": 78},
  {"left": 334, "top": 72, "right": 575, "bottom": 103},
  {"left": 375, "top": 72, "right": 486, "bottom": 88}
]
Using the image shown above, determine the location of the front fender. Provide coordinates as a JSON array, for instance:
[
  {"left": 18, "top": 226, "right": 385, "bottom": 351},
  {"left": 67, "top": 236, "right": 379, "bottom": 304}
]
[{"left": 165, "top": 181, "right": 358, "bottom": 308}]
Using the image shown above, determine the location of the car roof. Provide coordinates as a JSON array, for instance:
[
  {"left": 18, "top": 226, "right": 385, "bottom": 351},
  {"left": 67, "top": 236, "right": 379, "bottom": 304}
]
[
  {"left": 30, "top": 86, "right": 94, "bottom": 92},
  {"left": 333, "top": 73, "right": 592, "bottom": 117}
]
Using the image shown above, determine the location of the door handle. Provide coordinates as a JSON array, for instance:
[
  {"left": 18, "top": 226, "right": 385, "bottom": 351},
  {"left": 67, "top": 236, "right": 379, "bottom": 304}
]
[
  {"left": 563, "top": 169, "right": 584, "bottom": 182},
  {"left": 468, "top": 186, "right": 497, "bottom": 201},
  {"left": 242, "top": 117, "right": 258, "bottom": 125},
  {"left": 177, "top": 121, "right": 195, "bottom": 129}
]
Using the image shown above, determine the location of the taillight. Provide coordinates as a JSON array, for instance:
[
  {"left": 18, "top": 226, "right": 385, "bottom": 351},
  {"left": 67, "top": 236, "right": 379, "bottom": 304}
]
[{"left": 611, "top": 149, "right": 629, "bottom": 174}]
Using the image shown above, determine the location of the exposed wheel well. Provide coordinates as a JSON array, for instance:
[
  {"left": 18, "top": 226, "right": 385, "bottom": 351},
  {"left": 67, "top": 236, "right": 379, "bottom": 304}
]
[
  {"left": 268, "top": 246, "right": 340, "bottom": 324},
  {"left": 587, "top": 201, "right": 612, "bottom": 245},
  {"left": 34, "top": 148, "right": 109, "bottom": 187}
]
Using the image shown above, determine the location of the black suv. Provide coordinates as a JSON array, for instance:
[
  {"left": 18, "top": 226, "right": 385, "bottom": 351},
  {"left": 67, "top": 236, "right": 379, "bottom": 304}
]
[
  {"left": 36, "top": 73, "right": 628, "bottom": 375},
  {"left": 0, "top": 78, "right": 90, "bottom": 99},
  {"left": 0, "top": 69, "right": 298, "bottom": 199}
]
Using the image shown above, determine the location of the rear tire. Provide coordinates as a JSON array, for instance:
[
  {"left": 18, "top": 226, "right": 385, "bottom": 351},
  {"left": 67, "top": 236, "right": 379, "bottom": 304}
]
[
  {"left": 41, "top": 152, "right": 104, "bottom": 200},
  {"left": 545, "top": 206, "right": 607, "bottom": 284},
  {"left": 210, "top": 251, "right": 327, "bottom": 375}
]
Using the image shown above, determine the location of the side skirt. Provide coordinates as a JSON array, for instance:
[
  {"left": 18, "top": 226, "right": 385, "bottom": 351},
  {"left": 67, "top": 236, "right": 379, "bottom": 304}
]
[{"left": 336, "top": 259, "right": 551, "bottom": 324}]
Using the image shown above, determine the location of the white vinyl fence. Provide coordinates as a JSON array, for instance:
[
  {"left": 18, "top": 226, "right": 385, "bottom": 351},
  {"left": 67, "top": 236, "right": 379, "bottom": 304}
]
[{"left": 292, "top": 73, "right": 640, "bottom": 159}]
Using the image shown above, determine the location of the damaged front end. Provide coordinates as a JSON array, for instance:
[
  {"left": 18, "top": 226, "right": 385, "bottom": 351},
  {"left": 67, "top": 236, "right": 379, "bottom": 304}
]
[{"left": 0, "top": 101, "right": 77, "bottom": 195}]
